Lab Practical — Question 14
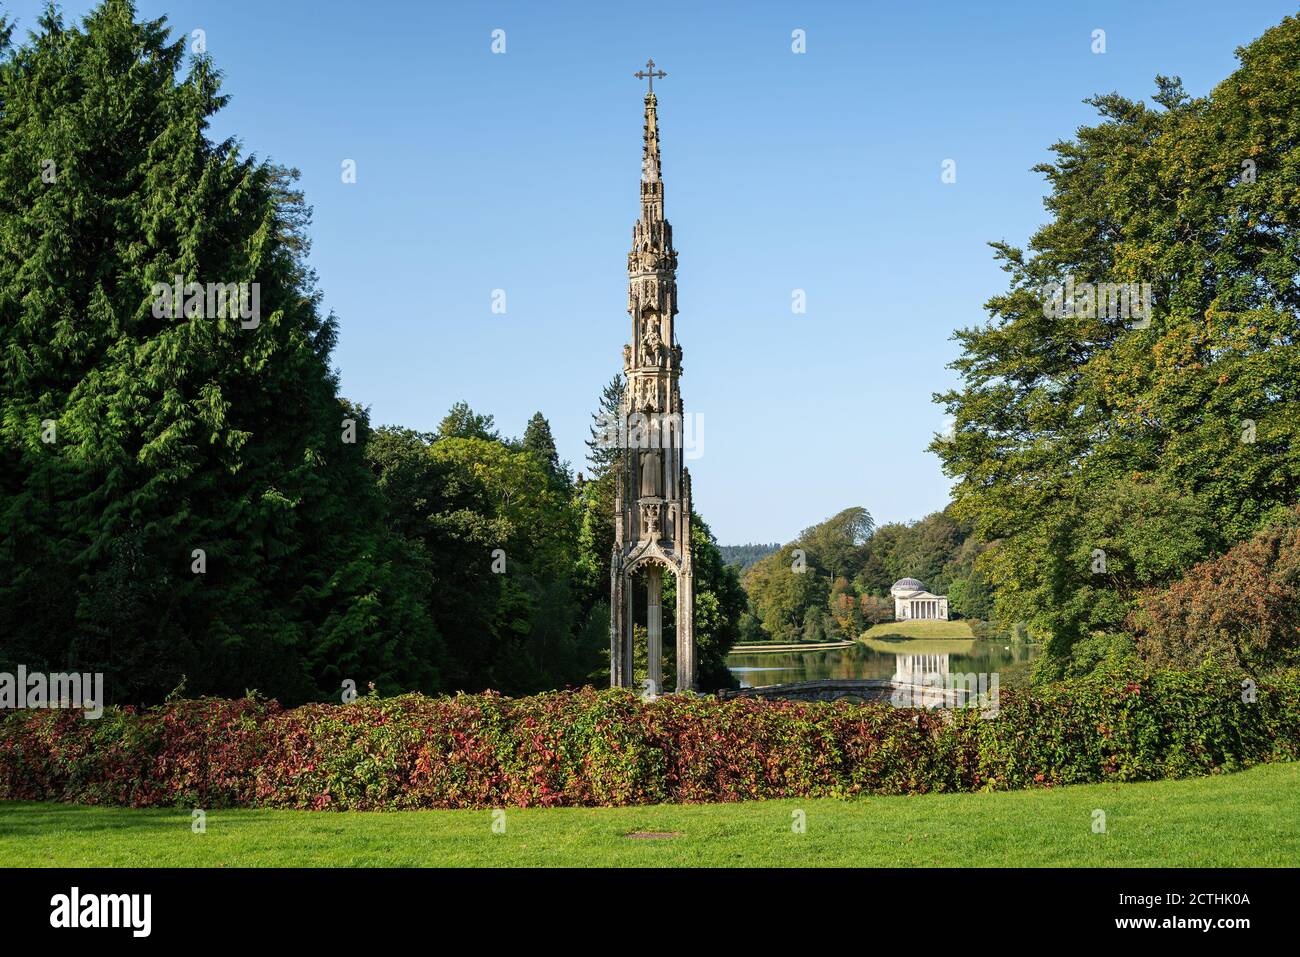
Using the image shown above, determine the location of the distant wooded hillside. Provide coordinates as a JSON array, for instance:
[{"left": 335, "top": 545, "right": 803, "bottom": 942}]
[
  {"left": 718, "top": 543, "right": 781, "bottom": 572},
  {"left": 737, "top": 506, "right": 995, "bottom": 645}
]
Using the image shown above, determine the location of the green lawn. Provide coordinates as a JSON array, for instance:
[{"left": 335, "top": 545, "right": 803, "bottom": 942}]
[
  {"left": 2, "top": 762, "right": 1296, "bottom": 867},
  {"left": 861, "top": 619, "right": 977, "bottom": 641},
  {"left": 859, "top": 619, "right": 980, "bottom": 656}
]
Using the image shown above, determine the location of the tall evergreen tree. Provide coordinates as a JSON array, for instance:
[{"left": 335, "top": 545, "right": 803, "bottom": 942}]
[
  {"left": 584, "top": 374, "right": 624, "bottom": 474},
  {"left": 521, "top": 410, "right": 569, "bottom": 491},
  {"left": 522, "top": 411, "right": 558, "bottom": 470},
  {"left": 0, "top": 1, "right": 440, "bottom": 703},
  {"left": 574, "top": 376, "right": 625, "bottom": 619}
]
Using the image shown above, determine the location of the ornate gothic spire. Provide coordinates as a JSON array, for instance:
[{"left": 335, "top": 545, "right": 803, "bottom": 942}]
[
  {"left": 630, "top": 62, "right": 674, "bottom": 276},
  {"left": 633, "top": 58, "right": 668, "bottom": 234},
  {"left": 641, "top": 90, "right": 662, "bottom": 185},
  {"left": 611, "top": 58, "right": 695, "bottom": 693}
]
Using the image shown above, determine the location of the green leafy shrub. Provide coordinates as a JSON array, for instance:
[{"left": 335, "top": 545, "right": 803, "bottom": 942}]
[
  {"left": 1130, "top": 509, "right": 1300, "bottom": 673},
  {"left": 1, "top": 668, "right": 1297, "bottom": 809}
]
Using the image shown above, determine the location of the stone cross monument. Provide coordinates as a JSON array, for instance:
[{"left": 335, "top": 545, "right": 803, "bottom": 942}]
[{"left": 610, "top": 60, "right": 695, "bottom": 694}]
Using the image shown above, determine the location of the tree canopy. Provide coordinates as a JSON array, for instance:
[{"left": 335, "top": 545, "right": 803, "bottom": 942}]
[
  {"left": 740, "top": 504, "right": 989, "bottom": 642},
  {"left": 0, "top": 2, "right": 743, "bottom": 703},
  {"left": 0, "top": 0, "right": 440, "bottom": 703},
  {"left": 934, "top": 17, "right": 1300, "bottom": 674}
]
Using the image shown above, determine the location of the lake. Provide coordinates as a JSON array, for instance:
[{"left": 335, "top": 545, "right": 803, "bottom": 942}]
[{"left": 726, "top": 638, "right": 1035, "bottom": 689}]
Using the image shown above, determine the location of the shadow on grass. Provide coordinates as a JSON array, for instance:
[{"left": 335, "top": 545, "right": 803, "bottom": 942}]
[{"left": 0, "top": 800, "right": 189, "bottom": 840}]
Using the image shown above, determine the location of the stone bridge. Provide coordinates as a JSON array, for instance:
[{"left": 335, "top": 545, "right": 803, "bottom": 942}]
[{"left": 719, "top": 678, "right": 974, "bottom": 708}]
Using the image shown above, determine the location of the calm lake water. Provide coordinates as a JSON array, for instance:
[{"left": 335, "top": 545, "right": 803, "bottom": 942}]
[{"left": 726, "top": 639, "right": 1035, "bottom": 689}]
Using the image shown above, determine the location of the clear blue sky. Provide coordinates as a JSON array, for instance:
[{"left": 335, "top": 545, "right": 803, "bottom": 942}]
[{"left": 7, "top": 0, "right": 1296, "bottom": 543}]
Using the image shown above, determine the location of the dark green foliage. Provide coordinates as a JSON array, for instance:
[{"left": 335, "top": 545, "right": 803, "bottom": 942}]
[
  {"left": 364, "top": 400, "right": 744, "bottom": 695},
  {"left": 521, "top": 411, "right": 567, "bottom": 488},
  {"left": 667, "top": 513, "right": 747, "bottom": 691},
  {"left": 802, "top": 606, "right": 828, "bottom": 642},
  {"left": 0, "top": 4, "right": 747, "bottom": 706},
  {"left": 717, "top": 542, "right": 780, "bottom": 572},
  {"left": 934, "top": 17, "right": 1300, "bottom": 674},
  {"left": 856, "top": 509, "right": 977, "bottom": 599},
  {"left": 365, "top": 425, "right": 601, "bottom": 695},
  {"left": 946, "top": 562, "right": 994, "bottom": 620},
  {"left": 583, "top": 375, "right": 623, "bottom": 474},
  {"left": 0, "top": 1, "right": 440, "bottom": 704}
]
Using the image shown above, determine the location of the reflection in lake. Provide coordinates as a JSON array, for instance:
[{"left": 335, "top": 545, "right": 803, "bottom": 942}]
[
  {"left": 894, "top": 653, "right": 950, "bottom": 684},
  {"left": 726, "top": 640, "right": 1034, "bottom": 689}
]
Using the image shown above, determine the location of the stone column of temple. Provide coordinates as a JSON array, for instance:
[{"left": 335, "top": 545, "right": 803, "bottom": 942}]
[
  {"left": 609, "top": 562, "right": 624, "bottom": 687},
  {"left": 646, "top": 568, "right": 662, "bottom": 695},
  {"left": 676, "top": 543, "right": 695, "bottom": 691},
  {"left": 675, "top": 571, "right": 691, "bottom": 691},
  {"left": 624, "top": 581, "right": 635, "bottom": 684}
]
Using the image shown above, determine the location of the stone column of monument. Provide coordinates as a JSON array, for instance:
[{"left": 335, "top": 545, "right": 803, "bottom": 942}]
[
  {"left": 646, "top": 569, "right": 662, "bottom": 693},
  {"left": 610, "top": 60, "right": 695, "bottom": 694}
]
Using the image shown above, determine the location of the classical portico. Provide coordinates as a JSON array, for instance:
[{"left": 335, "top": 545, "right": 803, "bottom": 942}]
[
  {"left": 610, "top": 60, "right": 695, "bottom": 694},
  {"left": 890, "top": 578, "right": 950, "bottom": 621}
]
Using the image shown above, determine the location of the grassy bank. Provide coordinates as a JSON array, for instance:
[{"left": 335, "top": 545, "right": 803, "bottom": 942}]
[
  {"left": 860, "top": 619, "right": 978, "bottom": 641},
  {"left": 2, "top": 762, "right": 1295, "bottom": 867}
]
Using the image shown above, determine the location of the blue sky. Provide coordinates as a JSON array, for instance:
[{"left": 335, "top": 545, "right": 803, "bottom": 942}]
[{"left": 6, "top": 0, "right": 1297, "bottom": 543}]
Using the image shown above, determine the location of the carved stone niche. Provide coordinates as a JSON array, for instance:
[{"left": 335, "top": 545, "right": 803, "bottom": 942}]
[
  {"left": 637, "top": 375, "right": 659, "bottom": 412},
  {"left": 637, "top": 446, "right": 663, "bottom": 497},
  {"left": 639, "top": 500, "right": 663, "bottom": 540},
  {"left": 640, "top": 320, "right": 664, "bottom": 368}
]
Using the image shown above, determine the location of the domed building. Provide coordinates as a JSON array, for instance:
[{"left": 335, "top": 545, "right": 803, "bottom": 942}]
[{"left": 890, "top": 578, "right": 949, "bottom": 621}]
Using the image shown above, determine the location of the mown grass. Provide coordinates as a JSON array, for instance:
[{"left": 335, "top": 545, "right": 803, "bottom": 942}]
[
  {"left": 1, "top": 762, "right": 1295, "bottom": 867},
  {"left": 860, "top": 619, "right": 978, "bottom": 642}
]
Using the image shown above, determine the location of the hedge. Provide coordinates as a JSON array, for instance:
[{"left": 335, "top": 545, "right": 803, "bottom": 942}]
[{"left": 1, "top": 667, "right": 1298, "bottom": 809}]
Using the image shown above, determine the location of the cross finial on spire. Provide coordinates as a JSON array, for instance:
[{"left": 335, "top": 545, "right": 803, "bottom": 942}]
[{"left": 634, "top": 57, "right": 667, "bottom": 94}]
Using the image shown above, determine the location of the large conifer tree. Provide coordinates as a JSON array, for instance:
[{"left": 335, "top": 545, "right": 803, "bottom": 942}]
[{"left": 0, "top": 1, "right": 440, "bottom": 703}]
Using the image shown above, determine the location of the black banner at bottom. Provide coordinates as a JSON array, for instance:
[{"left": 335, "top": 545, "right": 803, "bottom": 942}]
[{"left": 0, "top": 867, "right": 1282, "bottom": 942}]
